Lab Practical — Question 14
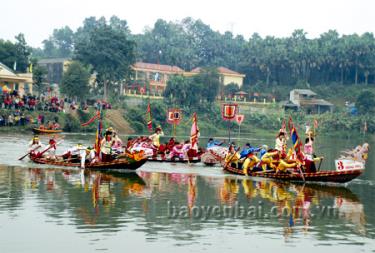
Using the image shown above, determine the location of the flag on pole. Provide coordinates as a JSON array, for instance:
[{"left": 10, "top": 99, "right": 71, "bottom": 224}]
[
  {"left": 190, "top": 112, "right": 199, "bottom": 147},
  {"left": 146, "top": 102, "right": 153, "bottom": 132},
  {"left": 13, "top": 61, "right": 17, "bottom": 71},
  {"left": 288, "top": 117, "right": 304, "bottom": 162},
  {"left": 94, "top": 117, "right": 103, "bottom": 158}
]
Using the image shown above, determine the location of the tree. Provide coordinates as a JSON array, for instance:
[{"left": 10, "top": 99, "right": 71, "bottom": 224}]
[
  {"left": 60, "top": 61, "right": 90, "bottom": 100},
  {"left": 14, "top": 33, "right": 31, "bottom": 72},
  {"left": 74, "top": 17, "right": 136, "bottom": 100},
  {"left": 192, "top": 67, "right": 220, "bottom": 103},
  {"left": 41, "top": 26, "right": 74, "bottom": 58},
  {"left": 0, "top": 33, "right": 31, "bottom": 72},
  {"left": 32, "top": 60, "right": 47, "bottom": 94},
  {"left": 223, "top": 83, "right": 240, "bottom": 96},
  {"left": 356, "top": 90, "right": 375, "bottom": 114}
]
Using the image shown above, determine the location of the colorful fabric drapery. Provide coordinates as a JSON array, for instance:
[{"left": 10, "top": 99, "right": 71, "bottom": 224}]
[{"left": 190, "top": 112, "right": 199, "bottom": 147}]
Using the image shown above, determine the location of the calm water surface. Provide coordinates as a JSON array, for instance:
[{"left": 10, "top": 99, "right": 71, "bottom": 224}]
[{"left": 0, "top": 133, "right": 374, "bottom": 253}]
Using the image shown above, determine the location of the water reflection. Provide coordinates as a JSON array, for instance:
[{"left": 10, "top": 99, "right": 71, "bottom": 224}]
[{"left": 0, "top": 166, "right": 374, "bottom": 252}]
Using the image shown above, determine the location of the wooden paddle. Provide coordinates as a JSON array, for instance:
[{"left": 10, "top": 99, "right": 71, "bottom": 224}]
[
  {"left": 19, "top": 145, "right": 41, "bottom": 160},
  {"left": 223, "top": 147, "right": 240, "bottom": 169},
  {"left": 35, "top": 140, "right": 64, "bottom": 158},
  {"left": 297, "top": 163, "right": 305, "bottom": 182}
]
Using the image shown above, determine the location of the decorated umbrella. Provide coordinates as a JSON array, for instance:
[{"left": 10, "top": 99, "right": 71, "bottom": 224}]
[{"left": 2, "top": 85, "right": 10, "bottom": 93}]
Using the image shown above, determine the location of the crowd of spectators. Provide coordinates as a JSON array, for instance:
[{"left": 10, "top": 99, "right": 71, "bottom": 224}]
[
  {"left": 0, "top": 91, "right": 66, "bottom": 112},
  {"left": 0, "top": 110, "right": 36, "bottom": 127},
  {"left": 0, "top": 90, "right": 113, "bottom": 129}
]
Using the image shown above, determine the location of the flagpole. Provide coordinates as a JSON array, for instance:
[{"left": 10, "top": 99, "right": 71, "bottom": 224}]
[{"left": 228, "top": 120, "right": 231, "bottom": 143}]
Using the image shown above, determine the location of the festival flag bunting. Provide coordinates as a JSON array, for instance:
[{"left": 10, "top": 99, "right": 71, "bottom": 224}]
[{"left": 146, "top": 102, "right": 153, "bottom": 132}]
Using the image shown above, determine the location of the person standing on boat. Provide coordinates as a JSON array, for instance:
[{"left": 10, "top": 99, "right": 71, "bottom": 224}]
[
  {"left": 149, "top": 126, "right": 164, "bottom": 156},
  {"left": 275, "top": 132, "right": 287, "bottom": 152},
  {"left": 46, "top": 137, "right": 57, "bottom": 160},
  {"left": 100, "top": 130, "right": 115, "bottom": 162},
  {"left": 149, "top": 126, "right": 164, "bottom": 148},
  {"left": 28, "top": 135, "right": 43, "bottom": 154},
  {"left": 112, "top": 131, "right": 123, "bottom": 153},
  {"left": 304, "top": 136, "right": 314, "bottom": 158}
]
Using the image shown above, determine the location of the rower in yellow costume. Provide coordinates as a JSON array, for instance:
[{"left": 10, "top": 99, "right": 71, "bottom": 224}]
[
  {"left": 276, "top": 159, "right": 298, "bottom": 173},
  {"left": 242, "top": 153, "right": 260, "bottom": 175},
  {"left": 224, "top": 145, "right": 240, "bottom": 168},
  {"left": 260, "top": 150, "right": 279, "bottom": 171}
]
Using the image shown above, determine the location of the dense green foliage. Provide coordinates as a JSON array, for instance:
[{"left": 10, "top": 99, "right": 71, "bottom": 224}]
[
  {"left": 74, "top": 16, "right": 136, "bottom": 99},
  {"left": 39, "top": 26, "right": 74, "bottom": 59},
  {"left": 356, "top": 90, "right": 375, "bottom": 115},
  {"left": 0, "top": 33, "right": 31, "bottom": 72},
  {"left": 31, "top": 59, "right": 47, "bottom": 94},
  {"left": 60, "top": 61, "right": 90, "bottom": 100},
  {"left": 31, "top": 17, "right": 375, "bottom": 90},
  {"left": 163, "top": 68, "right": 221, "bottom": 112},
  {"left": 135, "top": 19, "right": 375, "bottom": 87}
]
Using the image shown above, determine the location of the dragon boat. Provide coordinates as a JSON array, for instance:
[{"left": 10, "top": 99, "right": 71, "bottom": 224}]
[
  {"left": 30, "top": 154, "right": 147, "bottom": 170},
  {"left": 223, "top": 143, "right": 369, "bottom": 184},
  {"left": 32, "top": 128, "right": 63, "bottom": 134}
]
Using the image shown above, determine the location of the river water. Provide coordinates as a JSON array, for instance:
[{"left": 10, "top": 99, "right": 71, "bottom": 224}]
[{"left": 0, "top": 133, "right": 374, "bottom": 253}]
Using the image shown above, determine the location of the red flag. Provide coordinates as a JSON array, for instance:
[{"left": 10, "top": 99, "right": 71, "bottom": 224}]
[
  {"left": 190, "top": 113, "right": 199, "bottom": 147},
  {"left": 146, "top": 102, "right": 153, "bottom": 132},
  {"left": 81, "top": 111, "right": 100, "bottom": 126}
]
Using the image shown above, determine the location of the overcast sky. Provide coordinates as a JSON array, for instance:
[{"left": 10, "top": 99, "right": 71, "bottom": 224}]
[{"left": 1, "top": 0, "right": 374, "bottom": 47}]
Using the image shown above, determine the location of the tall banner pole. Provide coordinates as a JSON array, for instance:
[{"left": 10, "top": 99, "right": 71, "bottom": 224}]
[
  {"left": 228, "top": 120, "right": 231, "bottom": 142},
  {"left": 238, "top": 123, "right": 241, "bottom": 141}
]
